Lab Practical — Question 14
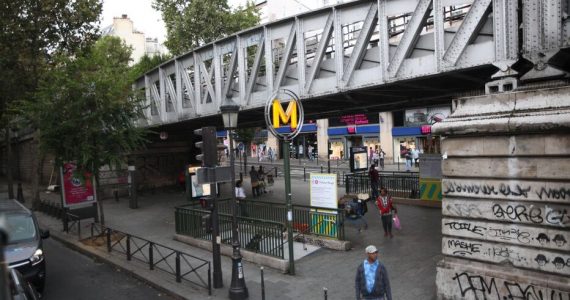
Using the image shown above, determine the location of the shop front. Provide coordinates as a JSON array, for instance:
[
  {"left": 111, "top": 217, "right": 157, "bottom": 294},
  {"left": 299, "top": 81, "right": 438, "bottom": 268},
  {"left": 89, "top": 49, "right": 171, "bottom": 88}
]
[
  {"left": 274, "top": 122, "right": 318, "bottom": 159},
  {"left": 328, "top": 125, "right": 380, "bottom": 160},
  {"left": 327, "top": 113, "right": 381, "bottom": 160}
]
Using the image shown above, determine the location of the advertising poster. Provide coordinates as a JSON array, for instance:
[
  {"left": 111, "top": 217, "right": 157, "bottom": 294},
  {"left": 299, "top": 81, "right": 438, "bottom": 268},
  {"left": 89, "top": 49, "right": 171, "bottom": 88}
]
[
  {"left": 350, "top": 146, "right": 368, "bottom": 172},
  {"left": 309, "top": 173, "right": 338, "bottom": 211},
  {"left": 60, "top": 162, "right": 97, "bottom": 208}
]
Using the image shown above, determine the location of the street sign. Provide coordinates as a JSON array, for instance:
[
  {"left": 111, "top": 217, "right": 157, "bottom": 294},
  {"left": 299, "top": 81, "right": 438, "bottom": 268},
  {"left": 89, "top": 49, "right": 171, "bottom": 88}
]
[{"left": 196, "top": 166, "right": 232, "bottom": 184}]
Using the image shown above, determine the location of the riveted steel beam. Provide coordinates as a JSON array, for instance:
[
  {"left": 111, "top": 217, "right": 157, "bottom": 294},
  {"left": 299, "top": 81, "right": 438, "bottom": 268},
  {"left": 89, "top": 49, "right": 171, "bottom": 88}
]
[
  {"left": 442, "top": 0, "right": 492, "bottom": 67},
  {"left": 246, "top": 39, "right": 265, "bottom": 105},
  {"left": 196, "top": 53, "right": 216, "bottom": 105},
  {"left": 387, "top": 0, "right": 432, "bottom": 78},
  {"left": 178, "top": 61, "right": 197, "bottom": 115},
  {"left": 223, "top": 48, "right": 238, "bottom": 99},
  {"left": 274, "top": 23, "right": 297, "bottom": 90},
  {"left": 305, "top": 12, "right": 334, "bottom": 93},
  {"left": 341, "top": 3, "right": 378, "bottom": 86}
]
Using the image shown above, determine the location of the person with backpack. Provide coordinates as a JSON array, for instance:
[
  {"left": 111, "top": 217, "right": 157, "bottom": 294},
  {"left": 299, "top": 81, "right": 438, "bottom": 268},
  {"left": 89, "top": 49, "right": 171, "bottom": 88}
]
[
  {"left": 376, "top": 187, "right": 397, "bottom": 238},
  {"left": 355, "top": 245, "right": 393, "bottom": 300},
  {"left": 344, "top": 197, "right": 368, "bottom": 233}
]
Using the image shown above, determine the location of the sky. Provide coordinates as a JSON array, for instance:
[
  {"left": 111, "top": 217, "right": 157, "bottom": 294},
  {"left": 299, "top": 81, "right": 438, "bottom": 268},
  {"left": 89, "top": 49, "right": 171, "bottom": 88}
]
[{"left": 101, "top": 0, "right": 249, "bottom": 44}]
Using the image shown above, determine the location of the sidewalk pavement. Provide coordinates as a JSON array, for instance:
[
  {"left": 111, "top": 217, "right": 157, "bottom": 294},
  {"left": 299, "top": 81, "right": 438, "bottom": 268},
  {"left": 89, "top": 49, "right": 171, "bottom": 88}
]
[{"left": 3, "top": 175, "right": 441, "bottom": 300}]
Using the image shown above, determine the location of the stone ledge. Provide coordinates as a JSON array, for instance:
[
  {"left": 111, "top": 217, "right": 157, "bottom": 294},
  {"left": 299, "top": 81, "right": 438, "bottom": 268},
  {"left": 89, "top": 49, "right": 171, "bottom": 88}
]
[
  {"left": 433, "top": 86, "right": 570, "bottom": 136},
  {"left": 283, "top": 233, "right": 352, "bottom": 251},
  {"left": 174, "top": 234, "right": 289, "bottom": 273}
]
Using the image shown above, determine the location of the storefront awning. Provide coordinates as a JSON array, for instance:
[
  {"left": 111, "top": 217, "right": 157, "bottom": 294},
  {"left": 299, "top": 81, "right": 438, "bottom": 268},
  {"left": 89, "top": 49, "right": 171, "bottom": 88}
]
[
  {"left": 392, "top": 127, "right": 421, "bottom": 137},
  {"left": 328, "top": 125, "right": 380, "bottom": 136},
  {"left": 275, "top": 123, "right": 317, "bottom": 134}
]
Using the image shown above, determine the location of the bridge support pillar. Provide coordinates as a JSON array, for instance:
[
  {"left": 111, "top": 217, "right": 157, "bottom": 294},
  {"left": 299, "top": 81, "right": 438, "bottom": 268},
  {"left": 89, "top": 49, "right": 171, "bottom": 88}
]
[{"left": 433, "top": 86, "right": 570, "bottom": 299}]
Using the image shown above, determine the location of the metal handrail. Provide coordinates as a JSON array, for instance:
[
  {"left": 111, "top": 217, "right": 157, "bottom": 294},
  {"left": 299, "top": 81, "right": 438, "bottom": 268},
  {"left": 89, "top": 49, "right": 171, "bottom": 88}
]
[{"left": 90, "top": 223, "right": 211, "bottom": 295}]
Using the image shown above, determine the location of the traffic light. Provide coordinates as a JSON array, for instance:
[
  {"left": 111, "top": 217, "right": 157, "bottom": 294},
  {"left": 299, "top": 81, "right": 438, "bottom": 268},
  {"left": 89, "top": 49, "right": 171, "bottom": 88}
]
[{"left": 194, "top": 127, "right": 218, "bottom": 167}]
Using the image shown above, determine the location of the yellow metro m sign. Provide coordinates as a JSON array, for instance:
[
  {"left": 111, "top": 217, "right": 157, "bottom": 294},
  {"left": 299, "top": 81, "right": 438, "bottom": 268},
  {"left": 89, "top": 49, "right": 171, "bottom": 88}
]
[
  {"left": 265, "top": 89, "right": 304, "bottom": 141},
  {"left": 272, "top": 100, "right": 298, "bottom": 129}
]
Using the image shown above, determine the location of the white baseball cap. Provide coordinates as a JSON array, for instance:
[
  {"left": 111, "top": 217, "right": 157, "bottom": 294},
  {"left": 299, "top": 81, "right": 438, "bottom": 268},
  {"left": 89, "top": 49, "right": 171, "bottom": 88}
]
[{"left": 365, "top": 245, "right": 378, "bottom": 254}]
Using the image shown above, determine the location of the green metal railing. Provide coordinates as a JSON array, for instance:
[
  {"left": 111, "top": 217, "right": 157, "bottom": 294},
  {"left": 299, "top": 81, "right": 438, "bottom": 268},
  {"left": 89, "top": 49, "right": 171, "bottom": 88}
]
[
  {"left": 215, "top": 199, "right": 345, "bottom": 240},
  {"left": 175, "top": 205, "right": 286, "bottom": 259},
  {"left": 345, "top": 172, "right": 420, "bottom": 199}
]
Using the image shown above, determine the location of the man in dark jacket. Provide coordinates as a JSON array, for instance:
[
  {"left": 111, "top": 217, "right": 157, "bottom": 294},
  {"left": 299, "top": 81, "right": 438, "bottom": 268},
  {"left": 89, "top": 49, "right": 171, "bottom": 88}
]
[{"left": 355, "top": 245, "right": 392, "bottom": 300}]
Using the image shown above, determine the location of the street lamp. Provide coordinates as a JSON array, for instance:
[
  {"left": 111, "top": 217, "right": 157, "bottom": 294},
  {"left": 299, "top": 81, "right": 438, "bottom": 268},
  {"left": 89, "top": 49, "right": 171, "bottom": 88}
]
[{"left": 220, "top": 99, "right": 248, "bottom": 300}]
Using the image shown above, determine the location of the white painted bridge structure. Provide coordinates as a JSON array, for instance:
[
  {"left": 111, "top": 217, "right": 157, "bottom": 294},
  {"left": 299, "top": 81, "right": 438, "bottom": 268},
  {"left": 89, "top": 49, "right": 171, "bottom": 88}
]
[{"left": 136, "top": 0, "right": 570, "bottom": 128}]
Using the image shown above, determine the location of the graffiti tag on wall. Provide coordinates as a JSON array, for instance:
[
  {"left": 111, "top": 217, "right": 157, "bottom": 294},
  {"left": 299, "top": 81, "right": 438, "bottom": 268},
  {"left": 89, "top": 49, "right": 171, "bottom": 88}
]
[
  {"left": 443, "top": 200, "right": 570, "bottom": 227},
  {"left": 443, "top": 179, "right": 570, "bottom": 203},
  {"left": 442, "top": 218, "right": 569, "bottom": 250},
  {"left": 443, "top": 237, "right": 570, "bottom": 276}
]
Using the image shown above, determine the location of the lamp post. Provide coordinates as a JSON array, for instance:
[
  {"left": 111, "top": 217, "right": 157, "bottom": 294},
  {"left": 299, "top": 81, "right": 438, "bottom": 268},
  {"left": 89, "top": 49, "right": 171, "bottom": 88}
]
[{"left": 220, "top": 100, "right": 248, "bottom": 300}]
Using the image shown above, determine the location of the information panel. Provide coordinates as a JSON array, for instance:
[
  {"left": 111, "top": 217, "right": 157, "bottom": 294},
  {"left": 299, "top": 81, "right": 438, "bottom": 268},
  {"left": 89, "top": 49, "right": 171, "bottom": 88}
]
[{"left": 309, "top": 173, "right": 338, "bottom": 210}]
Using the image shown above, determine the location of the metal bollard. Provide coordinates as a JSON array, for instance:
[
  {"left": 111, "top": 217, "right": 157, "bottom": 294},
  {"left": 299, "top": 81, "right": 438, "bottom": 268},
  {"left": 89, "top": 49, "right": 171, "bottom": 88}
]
[
  {"left": 149, "top": 242, "right": 154, "bottom": 270},
  {"left": 114, "top": 190, "right": 119, "bottom": 202},
  {"left": 320, "top": 165, "right": 323, "bottom": 173},
  {"left": 261, "top": 266, "right": 266, "bottom": 300},
  {"left": 323, "top": 287, "right": 328, "bottom": 300},
  {"left": 304, "top": 166, "right": 306, "bottom": 182},
  {"left": 327, "top": 160, "right": 331, "bottom": 173},
  {"left": 106, "top": 228, "right": 112, "bottom": 252},
  {"left": 126, "top": 235, "right": 131, "bottom": 261},
  {"left": 175, "top": 252, "right": 181, "bottom": 282},
  {"left": 240, "top": 172, "right": 243, "bottom": 182},
  {"left": 275, "top": 167, "right": 278, "bottom": 177}
]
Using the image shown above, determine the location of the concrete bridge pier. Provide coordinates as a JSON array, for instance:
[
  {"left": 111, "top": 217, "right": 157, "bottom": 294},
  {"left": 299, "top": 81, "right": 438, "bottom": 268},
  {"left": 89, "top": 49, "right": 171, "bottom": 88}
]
[{"left": 434, "top": 86, "right": 570, "bottom": 299}]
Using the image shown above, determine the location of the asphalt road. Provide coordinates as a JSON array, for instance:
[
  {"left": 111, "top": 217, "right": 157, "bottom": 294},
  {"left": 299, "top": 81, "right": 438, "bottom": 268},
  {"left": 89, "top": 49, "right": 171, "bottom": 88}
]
[{"left": 40, "top": 238, "right": 173, "bottom": 300}]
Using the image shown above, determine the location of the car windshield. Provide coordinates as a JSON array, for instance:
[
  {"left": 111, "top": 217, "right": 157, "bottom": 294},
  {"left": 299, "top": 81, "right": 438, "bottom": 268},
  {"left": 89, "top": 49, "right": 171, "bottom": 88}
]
[{"left": 6, "top": 214, "right": 36, "bottom": 244}]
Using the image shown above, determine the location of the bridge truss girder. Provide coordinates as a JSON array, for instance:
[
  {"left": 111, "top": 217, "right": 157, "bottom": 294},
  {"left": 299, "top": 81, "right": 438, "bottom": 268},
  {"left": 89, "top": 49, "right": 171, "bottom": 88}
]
[{"left": 136, "top": 0, "right": 570, "bottom": 128}]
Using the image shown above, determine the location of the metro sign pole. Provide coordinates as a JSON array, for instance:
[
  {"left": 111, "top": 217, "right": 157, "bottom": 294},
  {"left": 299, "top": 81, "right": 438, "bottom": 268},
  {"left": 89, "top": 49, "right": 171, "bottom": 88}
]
[{"left": 265, "top": 89, "right": 304, "bottom": 275}]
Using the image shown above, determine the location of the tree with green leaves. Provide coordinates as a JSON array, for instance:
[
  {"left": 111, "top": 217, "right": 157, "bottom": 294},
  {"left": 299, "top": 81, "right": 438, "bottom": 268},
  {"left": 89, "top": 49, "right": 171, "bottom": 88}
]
[
  {"left": 153, "top": 0, "right": 260, "bottom": 55},
  {"left": 131, "top": 53, "right": 173, "bottom": 79},
  {"left": 1, "top": 0, "right": 102, "bottom": 202},
  {"left": 16, "top": 36, "right": 149, "bottom": 217}
]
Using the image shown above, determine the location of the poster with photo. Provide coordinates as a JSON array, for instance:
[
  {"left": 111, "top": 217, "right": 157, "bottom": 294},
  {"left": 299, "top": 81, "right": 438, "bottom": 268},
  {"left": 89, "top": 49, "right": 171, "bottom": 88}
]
[{"left": 60, "top": 162, "right": 97, "bottom": 208}]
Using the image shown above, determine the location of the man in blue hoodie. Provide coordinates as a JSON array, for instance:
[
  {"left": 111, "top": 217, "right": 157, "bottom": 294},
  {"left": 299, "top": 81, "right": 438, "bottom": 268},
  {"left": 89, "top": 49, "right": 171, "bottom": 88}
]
[{"left": 355, "top": 245, "right": 392, "bottom": 300}]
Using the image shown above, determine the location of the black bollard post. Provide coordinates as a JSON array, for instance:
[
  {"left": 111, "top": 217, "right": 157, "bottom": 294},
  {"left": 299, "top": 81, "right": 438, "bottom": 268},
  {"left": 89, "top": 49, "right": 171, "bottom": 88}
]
[
  {"left": 304, "top": 166, "right": 306, "bottom": 182},
  {"left": 240, "top": 172, "right": 243, "bottom": 182},
  {"left": 261, "top": 266, "right": 266, "bottom": 300},
  {"left": 324, "top": 287, "right": 328, "bottom": 300},
  {"left": 275, "top": 167, "right": 278, "bottom": 178},
  {"left": 114, "top": 190, "right": 119, "bottom": 202},
  {"left": 16, "top": 183, "right": 24, "bottom": 203},
  {"left": 320, "top": 165, "right": 323, "bottom": 173},
  {"left": 327, "top": 160, "right": 331, "bottom": 173}
]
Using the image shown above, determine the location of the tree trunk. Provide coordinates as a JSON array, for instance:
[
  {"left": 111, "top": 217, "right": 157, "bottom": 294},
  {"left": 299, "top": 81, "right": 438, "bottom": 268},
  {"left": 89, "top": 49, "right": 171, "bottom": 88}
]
[
  {"left": 30, "top": 130, "right": 42, "bottom": 210},
  {"left": 93, "top": 172, "right": 104, "bottom": 226},
  {"left": 6, "top": 129, "right": 14, "bottom": 199}
]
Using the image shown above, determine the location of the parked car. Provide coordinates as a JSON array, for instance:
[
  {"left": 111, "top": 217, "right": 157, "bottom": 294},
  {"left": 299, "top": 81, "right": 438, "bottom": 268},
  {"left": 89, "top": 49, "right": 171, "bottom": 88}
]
[
  {"left": 9, "top": 268, "right": 41, "bottom": 300},
  {"left": 1, "top": 199, "right": 49, "bottom": 293}
]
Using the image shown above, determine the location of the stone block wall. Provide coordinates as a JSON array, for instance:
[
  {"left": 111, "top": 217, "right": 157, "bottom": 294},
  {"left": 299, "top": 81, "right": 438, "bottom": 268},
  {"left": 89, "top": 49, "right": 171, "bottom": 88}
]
[{"left": 433, "top": 86, "right": 570, "bottom": 299}]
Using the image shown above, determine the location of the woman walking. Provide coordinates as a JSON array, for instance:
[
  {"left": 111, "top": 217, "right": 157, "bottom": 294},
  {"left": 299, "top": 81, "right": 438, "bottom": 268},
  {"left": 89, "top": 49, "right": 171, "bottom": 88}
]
[{"left": 376, "top": 187, "right": 397, "bottom": 238}]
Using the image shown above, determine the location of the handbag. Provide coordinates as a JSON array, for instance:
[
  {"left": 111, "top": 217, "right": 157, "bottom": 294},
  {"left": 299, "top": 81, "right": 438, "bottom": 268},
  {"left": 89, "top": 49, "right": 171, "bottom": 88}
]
[{"left": 392, "top": 214, "right": 401, "bottom": 230}]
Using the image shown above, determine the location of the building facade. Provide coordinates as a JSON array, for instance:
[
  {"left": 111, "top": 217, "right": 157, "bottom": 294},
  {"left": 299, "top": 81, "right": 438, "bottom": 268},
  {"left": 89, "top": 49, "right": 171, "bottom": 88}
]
[{"left": 101, "top": 14, "right": 165, "bottom": 64}]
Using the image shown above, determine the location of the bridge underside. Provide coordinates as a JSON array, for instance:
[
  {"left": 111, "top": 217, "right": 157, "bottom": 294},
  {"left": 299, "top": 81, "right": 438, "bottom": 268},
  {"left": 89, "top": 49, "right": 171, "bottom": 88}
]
[{"left": 155, "top": 64, "right": 497, "bottom": 134}]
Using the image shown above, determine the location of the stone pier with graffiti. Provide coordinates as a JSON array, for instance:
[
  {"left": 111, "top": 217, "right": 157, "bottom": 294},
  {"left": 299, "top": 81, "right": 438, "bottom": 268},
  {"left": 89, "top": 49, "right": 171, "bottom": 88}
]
[{"left": 433, "top": 86, "right": 570, "bottom": 299}]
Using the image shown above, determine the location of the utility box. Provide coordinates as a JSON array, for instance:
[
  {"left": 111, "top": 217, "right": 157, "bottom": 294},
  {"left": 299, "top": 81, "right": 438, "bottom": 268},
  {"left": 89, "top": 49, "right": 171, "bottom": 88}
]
[{"left": 419, "top": 154, "right": 442, "bottom": 201}]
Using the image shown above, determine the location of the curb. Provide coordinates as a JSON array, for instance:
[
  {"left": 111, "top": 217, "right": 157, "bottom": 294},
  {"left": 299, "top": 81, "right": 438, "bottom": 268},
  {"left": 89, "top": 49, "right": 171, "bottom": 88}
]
[{"left": 44, "top": 227, "right": 190, "bottom": 300}]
